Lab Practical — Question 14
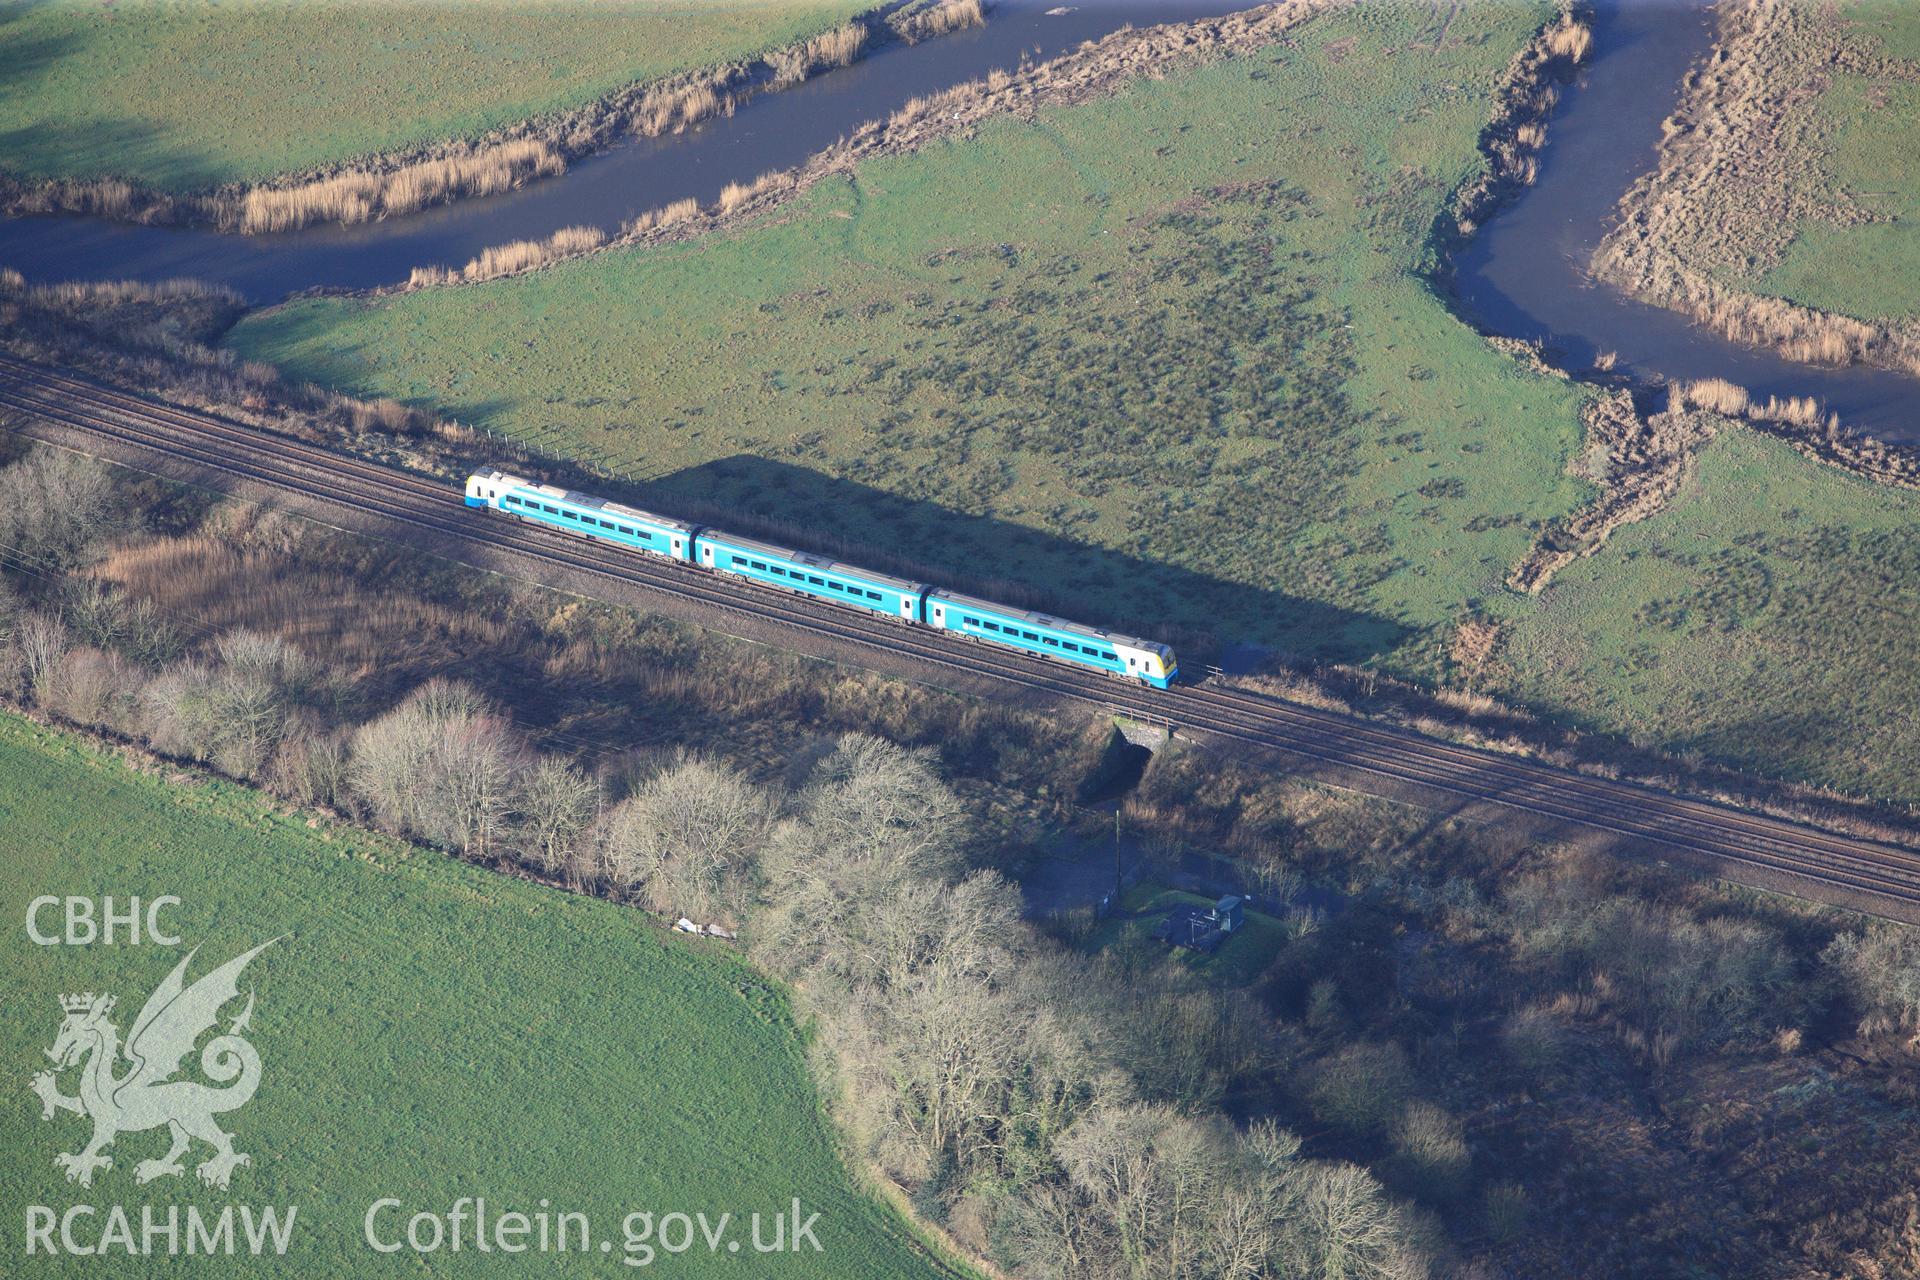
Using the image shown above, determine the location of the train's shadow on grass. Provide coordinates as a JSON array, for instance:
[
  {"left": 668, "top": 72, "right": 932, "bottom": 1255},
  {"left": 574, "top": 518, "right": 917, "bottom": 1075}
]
[{"left": 629, "top": 455, "right": 1409, "bottom": 666}]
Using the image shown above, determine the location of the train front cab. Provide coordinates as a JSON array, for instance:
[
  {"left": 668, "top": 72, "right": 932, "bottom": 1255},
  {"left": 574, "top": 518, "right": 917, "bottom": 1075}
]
[{"left": 465, "top": 470, "right": 509, "bottom": 508}]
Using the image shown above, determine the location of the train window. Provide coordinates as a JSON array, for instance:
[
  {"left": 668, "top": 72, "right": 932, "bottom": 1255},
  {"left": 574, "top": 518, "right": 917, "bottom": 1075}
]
[
  {"left": 1024, "top": 631, "right": 1040, "bottom": 642},
  {"left": 808, "top": 575, "right": 825, "bottom": 586},
  {"left": 866, "top": 590, "right": 881, "bottom": 601}
]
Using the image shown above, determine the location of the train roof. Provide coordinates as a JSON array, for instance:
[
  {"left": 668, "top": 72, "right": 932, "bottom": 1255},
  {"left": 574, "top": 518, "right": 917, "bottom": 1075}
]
[
  {"left": 927, "top": 589, "right": 1174, "bottom": 657},
  {"left": 699, "top": 527, "right": 929, "bottom": 595},
  {"left": 478, "top": 469, "right": 699, "bottom": 535}
]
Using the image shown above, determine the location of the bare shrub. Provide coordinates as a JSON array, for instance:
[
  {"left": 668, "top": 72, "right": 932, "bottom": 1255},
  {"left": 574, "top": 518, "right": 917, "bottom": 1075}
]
[
  {"left": 1822, "top": 923, "right": 1920, "bottom": 1043},
  {"left": 1302, "top": 1042, "right": 1414, "bottom": 1137},
  {"left": 40, "top": 645, "right": 137, "bottom": 730},
  {"left": 0, "top": 448, "right": 126, "bottom": 573},
  {"left": 1391, "top": 1100, "right": 1471, "bottom": 1201}
]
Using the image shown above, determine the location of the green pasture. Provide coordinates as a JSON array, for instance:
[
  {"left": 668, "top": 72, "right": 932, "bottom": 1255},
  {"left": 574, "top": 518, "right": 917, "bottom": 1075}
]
[
  {"left": 0, "top": 712, "right": 948, "bottom": 1277},
  {"left": 0, "top": 0, "right": 873, "bottom": 190}
]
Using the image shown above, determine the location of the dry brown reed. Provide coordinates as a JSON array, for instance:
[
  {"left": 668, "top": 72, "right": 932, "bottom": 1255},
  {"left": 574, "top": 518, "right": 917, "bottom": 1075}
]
[
  {"left": 624, "top": 197, "right": 702, "bottom": 235},
  {"left": 240, "top": 140, "right": 564, "bottom": 234},
  {"left": 890, "top": 0, "right": 987, "bottom": 45},
  {"left": 631, "top": 80, "right": 734, "bottom": 138},
  {"left": 455, "top": 225, "right": 606, "bottom": 283},
  {"left": 768, "top": 23, "right": 867, "bottom": 87},
  {"left": 1545, "top": 16, "right": 1593, "bottom": 63}
]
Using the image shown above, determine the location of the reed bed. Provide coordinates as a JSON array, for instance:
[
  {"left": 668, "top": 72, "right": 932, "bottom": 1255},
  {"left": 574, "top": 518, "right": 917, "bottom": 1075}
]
[{"left": 240, "top": 140, "right": 564, "bottom": 234}]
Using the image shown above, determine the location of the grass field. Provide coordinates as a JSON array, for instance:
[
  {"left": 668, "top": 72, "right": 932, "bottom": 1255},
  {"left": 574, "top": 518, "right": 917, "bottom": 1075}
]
[
  {"left": 0, "top": 0, "right": 872, "bottom": 191},
  {"left": 1497, "top": 428, "right": 1920, "bottom": 801},
  {"left": 1757, "top": 4, "right": 1920, "bottom": 324},
  {"left": 226, "top": 2, "right": 1920, "bottom": 804},
  {"left": 0, "top": 712, "right": 947, "bottom": 1277},
  {"left": 230, "top": 3, "right": 1593, "bottom": 669}
]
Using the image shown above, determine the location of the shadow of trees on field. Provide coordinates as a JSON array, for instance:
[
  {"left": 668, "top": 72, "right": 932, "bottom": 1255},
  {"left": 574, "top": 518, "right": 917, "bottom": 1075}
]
[{"left": 614, "top": 454, "right": 1410, "bottom": 667}]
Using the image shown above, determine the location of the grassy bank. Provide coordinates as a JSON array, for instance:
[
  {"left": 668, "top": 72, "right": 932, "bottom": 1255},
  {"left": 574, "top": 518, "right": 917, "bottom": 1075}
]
[
  {"left": 0, "top": 711, "right": 945, "bottom": 1278},
  {"left": 231, "top": 2, "right": 1593, "bottom": 669},
  {"left": 1497, "top": 427, "right": 1920, "bottom": 803},
  {"left": 1757, "top": 3, "right": 1920, "bottom": 324},
  {"left": 1592, "top": 0, "right": 1920, "bottom": 374},
  {"left": 0, "top": 0, "right": 873, "bottom": 193}
]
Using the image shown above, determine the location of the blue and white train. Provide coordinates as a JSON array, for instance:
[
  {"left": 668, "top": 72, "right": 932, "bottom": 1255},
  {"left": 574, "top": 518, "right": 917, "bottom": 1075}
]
[{"left": 464, "top": 468, "right": 1178, "bottom": 689}]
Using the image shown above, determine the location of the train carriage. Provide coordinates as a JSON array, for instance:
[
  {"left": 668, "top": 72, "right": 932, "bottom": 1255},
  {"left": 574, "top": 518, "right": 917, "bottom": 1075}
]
[
  {"left": 925, "top": 589, "right": 1177, "bottom": 689},
  {"left": 464, "top": 466, "right": 1178, "bottom": 688},
  {"left": 694, "top": 528, "right": 928, "bottom": 623},
  {"left": 466, "top": 470, "right": 696, "bottom": 561}
]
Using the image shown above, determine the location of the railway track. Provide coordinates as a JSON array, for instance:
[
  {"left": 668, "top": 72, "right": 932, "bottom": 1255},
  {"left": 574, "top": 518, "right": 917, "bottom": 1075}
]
[{"left": 6, "top": 352, "right": 1920, "bottom": 916}]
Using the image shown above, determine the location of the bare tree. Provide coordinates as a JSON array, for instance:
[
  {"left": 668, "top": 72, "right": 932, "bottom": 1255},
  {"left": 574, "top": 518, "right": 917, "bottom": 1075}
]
[
  {"left": 14, "top": 611, "right": 69, "bottom": 703},
  {"left": 0, "top": 448, "right": 126, "bottom": 573},
  {"left": 349, "top": 678, "right": 527, "bottom": 856},
  {"left": 517, "top": 756, "right": 600, "bottom": 888},
  {"left": 599, "top": 754, "right": 772, "bottom": 917},
  {"left": 1285, "top": 1161, "right": 1429, "bottom": 1280}
]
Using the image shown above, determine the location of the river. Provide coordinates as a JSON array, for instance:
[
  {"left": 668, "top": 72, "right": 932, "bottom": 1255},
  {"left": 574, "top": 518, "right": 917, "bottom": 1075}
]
[
  {"left": 0, "top": 1, "right": 1255, "bottom": 303},
  {"left": 2, "top": 0, "right": 1914, "bottom": 436},
  {"left": 1451, "top": 0, "right": 1918, "bottom": 439}
]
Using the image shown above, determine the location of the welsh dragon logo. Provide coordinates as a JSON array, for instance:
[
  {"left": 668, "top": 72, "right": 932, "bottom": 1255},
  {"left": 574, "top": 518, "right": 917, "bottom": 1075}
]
[{"left": 29, "top": 941, "right": 276, "bottom": 1190}]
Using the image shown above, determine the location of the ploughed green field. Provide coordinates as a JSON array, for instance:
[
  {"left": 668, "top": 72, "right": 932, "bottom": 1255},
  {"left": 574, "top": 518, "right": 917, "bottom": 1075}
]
[
  {"left": 0, "top": 0, "right": 872, "bottom": 191},
  {"left": 229, "top": 1, "right": 1920, "bottom": 805},
  {"left": 1750, "top": 2, "right": 1920, "bottom": 323},
  {"left": 0, "top": 713, "right": 947, "bottom": 1277}
]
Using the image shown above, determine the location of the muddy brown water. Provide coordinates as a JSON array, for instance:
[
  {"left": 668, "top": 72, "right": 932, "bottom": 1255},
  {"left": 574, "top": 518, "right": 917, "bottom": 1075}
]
[{"left": 3, "top": 0, "right": 1913, "bottom": 435}]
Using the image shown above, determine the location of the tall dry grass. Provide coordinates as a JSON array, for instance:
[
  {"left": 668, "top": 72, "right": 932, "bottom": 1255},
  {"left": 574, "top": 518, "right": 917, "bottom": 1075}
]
[
  {"left": 1545, "top": 15, "right": 1593, "bottom": 63},
  {"left": 625, "top": 197, "right": 702, "bottom": 236},
  {"left": 768, "top": 23, "right": 867, "bottom": 87},
  {"left": 630, "top": 80, "right": 734, "bottom": 138},
  {"left": 891, "top": 0, "right": 988, "bottom": 44},
  {"left": 458, "top": 225, "right": 606, "bottom": 283},
  {"left": 239, "top": 140, "right": 564, "bottom": 234}
]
